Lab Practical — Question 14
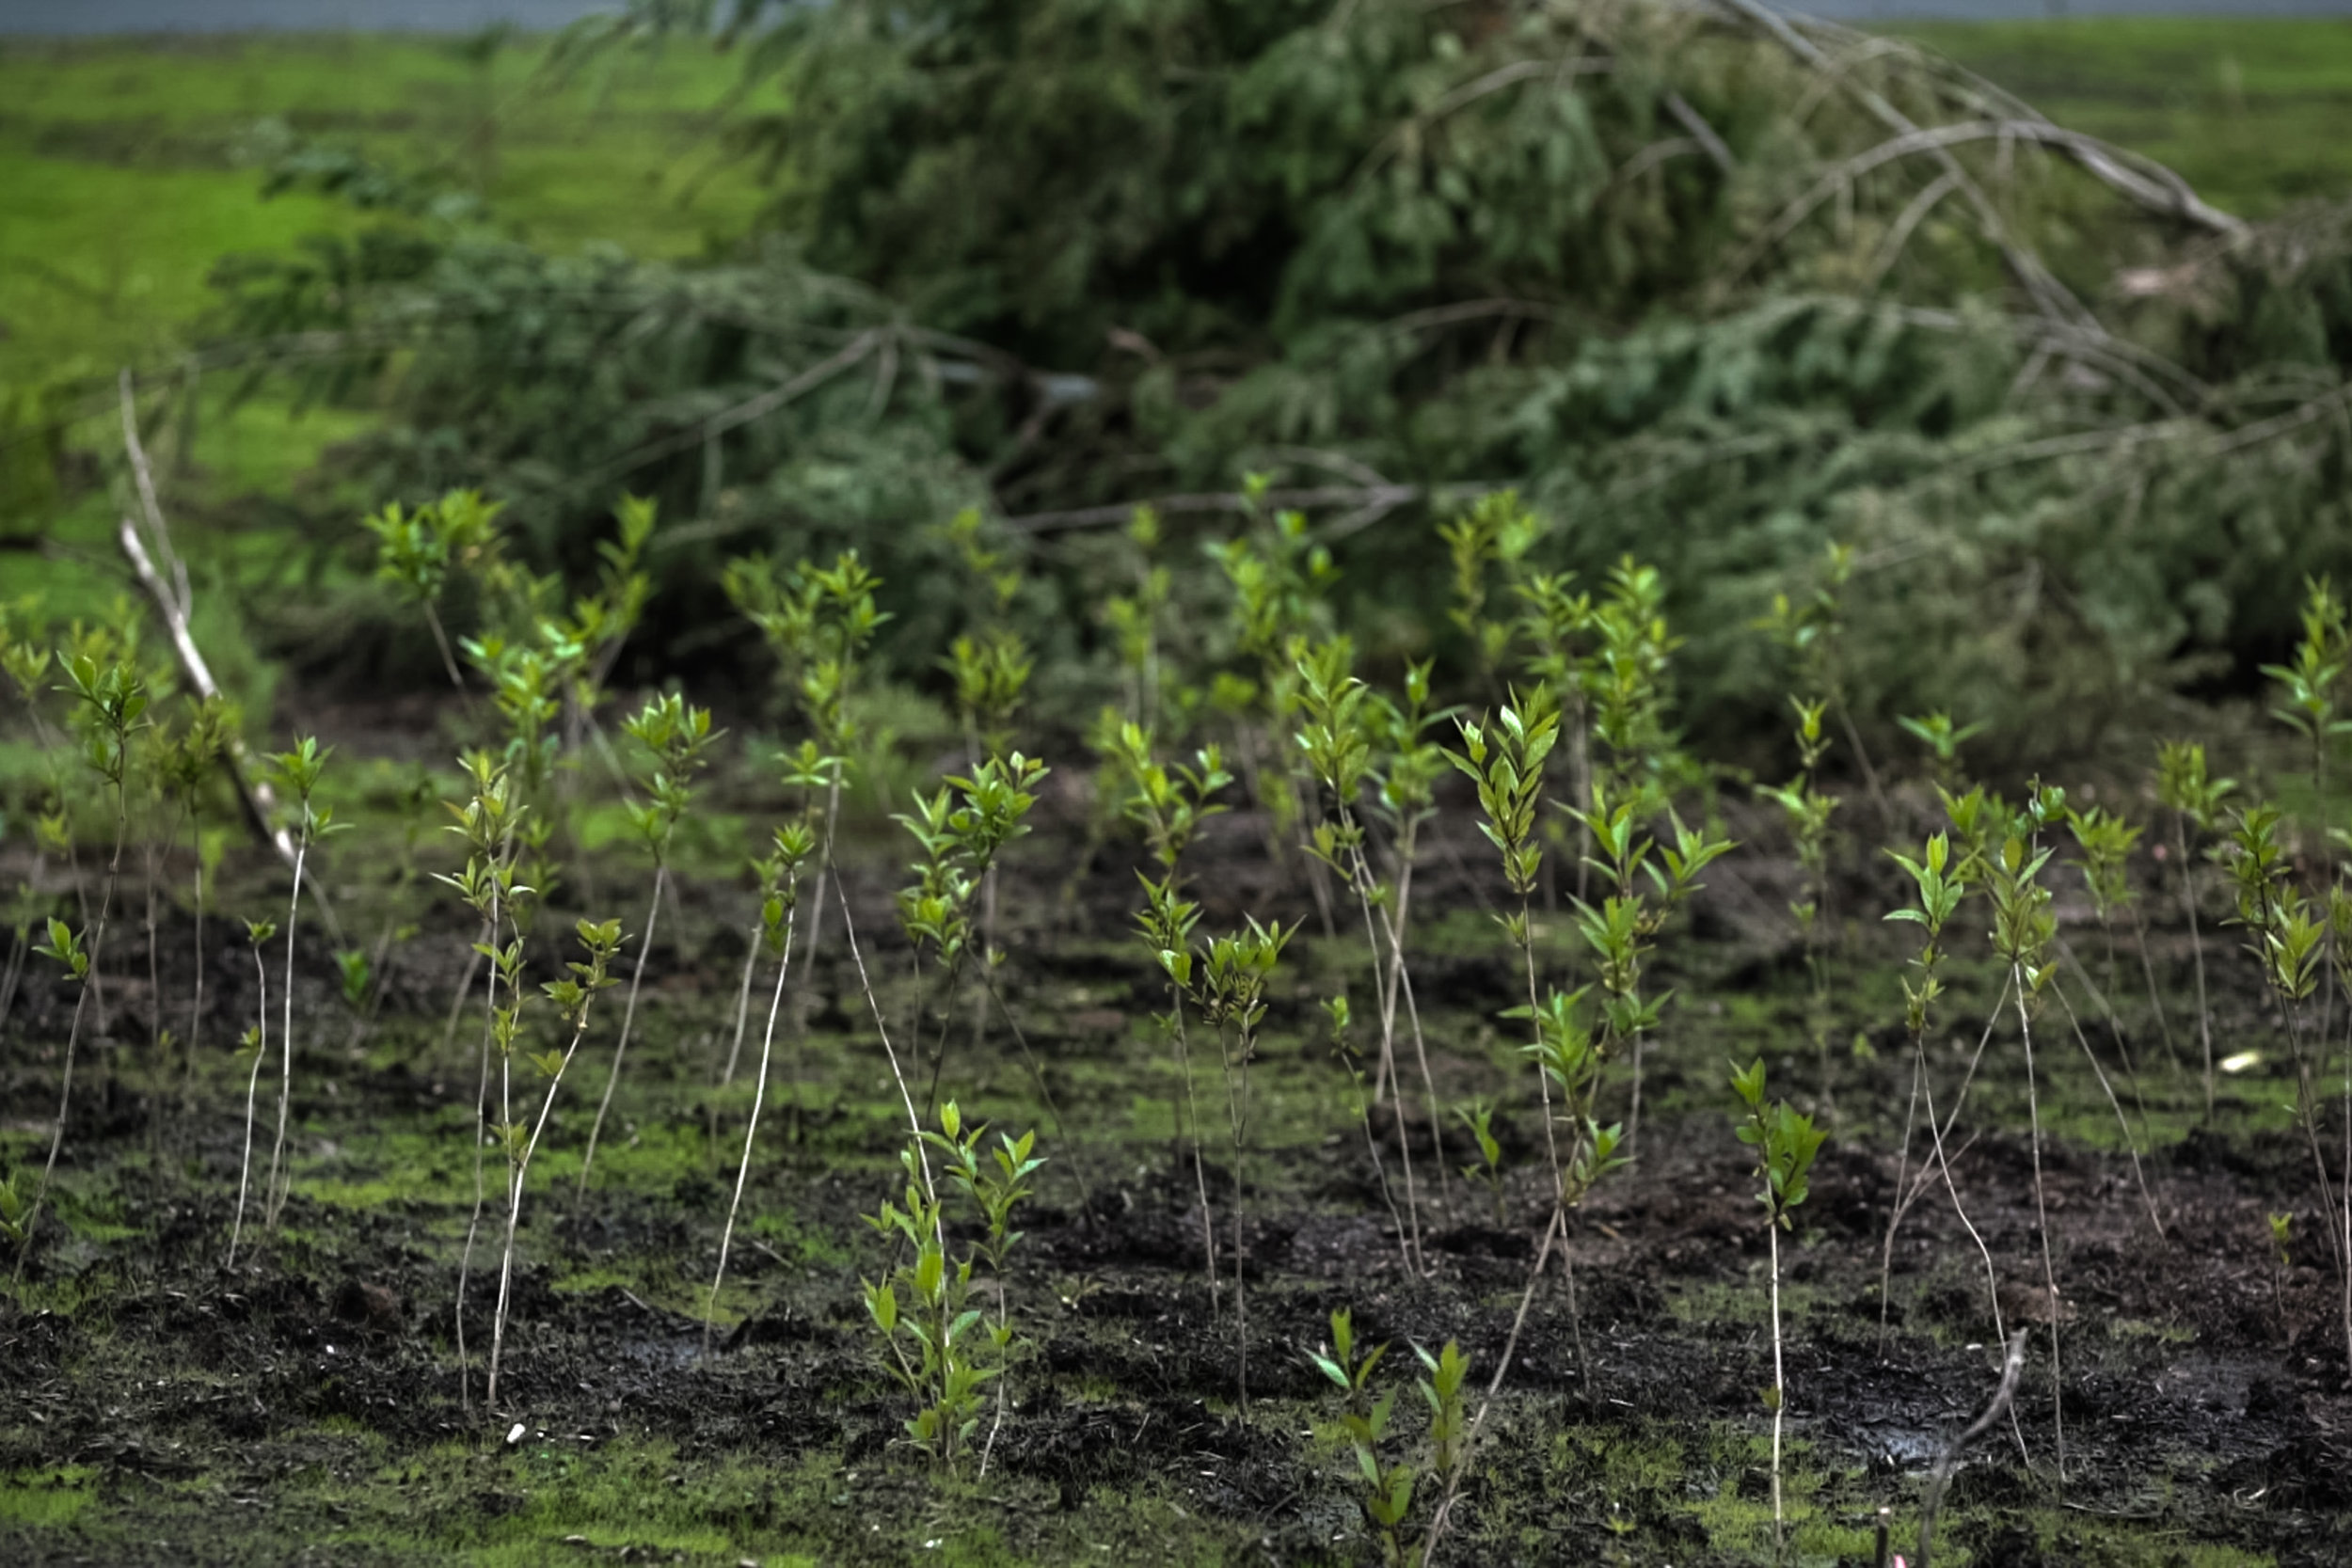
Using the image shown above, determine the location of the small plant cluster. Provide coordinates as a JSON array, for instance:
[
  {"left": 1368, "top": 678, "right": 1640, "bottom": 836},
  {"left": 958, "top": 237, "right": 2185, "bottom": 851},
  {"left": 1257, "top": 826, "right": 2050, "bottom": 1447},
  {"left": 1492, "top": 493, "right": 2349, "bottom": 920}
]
[
  {"left": 1306, "top": 1307, "right": 1471, "bottom": 1566},
  {"left": 10, "top": 454, "right": 2352, "bottom": 1568},
  {"left": 861, "top": 1102, "right": 1043, "bottom": 1471}
]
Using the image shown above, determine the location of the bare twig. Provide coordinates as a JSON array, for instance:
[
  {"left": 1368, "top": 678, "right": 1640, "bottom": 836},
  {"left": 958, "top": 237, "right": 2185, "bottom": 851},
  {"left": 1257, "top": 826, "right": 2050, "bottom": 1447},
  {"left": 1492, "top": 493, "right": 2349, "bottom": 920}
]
[{"left": 1917, "top": 1330, "right": 2030, "bottom": 1568}]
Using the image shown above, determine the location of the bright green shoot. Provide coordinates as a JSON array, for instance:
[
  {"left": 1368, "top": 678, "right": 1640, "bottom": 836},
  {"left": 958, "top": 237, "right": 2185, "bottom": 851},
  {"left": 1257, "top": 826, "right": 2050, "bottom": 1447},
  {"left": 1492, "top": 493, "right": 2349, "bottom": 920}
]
[
  {"left": 863, "top": 1102, "right": 1041, "bottom": 1472},
  {"left": 1729, "top": 1056, "right": 1825, "bottom": 1548},
  {"left": 577, "top": 692, "right": 722, "bottom": 1197}
]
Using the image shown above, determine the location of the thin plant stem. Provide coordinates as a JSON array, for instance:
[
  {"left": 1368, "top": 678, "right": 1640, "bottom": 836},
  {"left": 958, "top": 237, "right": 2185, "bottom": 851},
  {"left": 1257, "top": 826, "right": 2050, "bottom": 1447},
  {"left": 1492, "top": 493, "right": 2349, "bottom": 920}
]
[
  {"left": 578, "top": 863, "right": 665, "bottom": 1198},
  {"left": 454, "top": 901, "right": 501, "bottom": 1416},
  {"left": 263, "top": 828, "right": 310, "bottom": 1230},
  {"left": 833, "top": 877, "right": 940, "bottom": 1235},
  {"left": 1878, "top": 1042, "right": 1926, "bottom": 1358},
  {"left": 980, "top": 967, "right": 1097, "bottom": 1218},
  {"left": 1168, "top": 990, "right": 1220, "bottom": 1316},
  {"left": 720, "top": 920, "right": 759, "bottom": 1087},
  {"left": 2014, "top": 965, "right": 2066, "bottom": 1484},
  {"left": 1769, "top": 1214, "right": 1787, "bottom": 1548},
  {"left": 2176, "top": 816, "right": 2216, "bottom": 1120},
  {"left": 1419, "top": 1203, "right": 1564, "bottom": 1568},
  {"left": 17, "top": 766, "right": 129, "bottom": 1281},
  {"left": 227, "top": 945, "right": 268, "bottom": 1268},
  {"left": 2050, "top": 987, "right": 2164, "bottom": 1236},
  {"left": 487, "top": 982, "right": 605, "bottom": 1409},
  {"left": 707, "top": 908, "right": 795, "bottom": 1354}
]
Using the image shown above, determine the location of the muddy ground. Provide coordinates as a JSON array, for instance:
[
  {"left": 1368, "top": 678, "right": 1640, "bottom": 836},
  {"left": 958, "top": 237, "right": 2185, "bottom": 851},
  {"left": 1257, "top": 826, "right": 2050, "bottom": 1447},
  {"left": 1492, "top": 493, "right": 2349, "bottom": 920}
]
[{"left": 4, "top": 758, "right": 2351, "bottom": 1566}]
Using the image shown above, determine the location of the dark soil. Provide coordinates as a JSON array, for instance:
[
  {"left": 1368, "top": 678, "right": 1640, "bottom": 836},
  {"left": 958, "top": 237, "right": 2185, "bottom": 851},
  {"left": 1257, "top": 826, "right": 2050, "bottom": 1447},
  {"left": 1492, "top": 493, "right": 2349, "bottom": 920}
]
[{"left": 5, "top": 764, "right": 2351, "bottom": 1565}]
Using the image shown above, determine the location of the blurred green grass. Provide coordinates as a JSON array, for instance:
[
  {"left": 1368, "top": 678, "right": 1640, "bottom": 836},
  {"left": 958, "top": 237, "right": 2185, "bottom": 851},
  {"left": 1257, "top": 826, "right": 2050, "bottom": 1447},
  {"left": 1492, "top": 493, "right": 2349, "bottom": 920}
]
[
  {"left": 1904, "top": 18, "right": 2352, "bottom": 220},
  {"left": 0, "top": 31, "right": 778, "bottom": 622},
  {"left": 0, "top": 31, "right": 772, "bottom": 388}
]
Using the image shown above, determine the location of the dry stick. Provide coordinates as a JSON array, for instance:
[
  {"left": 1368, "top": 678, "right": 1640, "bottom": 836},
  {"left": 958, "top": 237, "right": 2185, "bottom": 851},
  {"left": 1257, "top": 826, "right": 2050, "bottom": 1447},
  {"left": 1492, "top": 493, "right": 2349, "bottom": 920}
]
[
  {"left": 2049, "top": 986, "right": 2165, "bottom": 1237},
  {"left": 117, "top": 522, "right": 299, "bottom": 878},
  {"left": 486, "top": 976, "right": 607, "bottom": 1410},
  {"left": 1917, "top": 1331, "right": 2030, "bottom": 1568},
  {"left": 227, "top": 944, "right": 268, "bottom": 1267},
  {"left": 707, "top": 908, "right": 797, "bottom": 1354},
  {"left": 577, "top": 863, "right": 665, "bottom": 1199},
  {"left": 2012, "top": 966, "right": 2066, "bottom": 1483},
  {"left": 1419, "top": 1204, "right": 1565, "bottom": 1568}
]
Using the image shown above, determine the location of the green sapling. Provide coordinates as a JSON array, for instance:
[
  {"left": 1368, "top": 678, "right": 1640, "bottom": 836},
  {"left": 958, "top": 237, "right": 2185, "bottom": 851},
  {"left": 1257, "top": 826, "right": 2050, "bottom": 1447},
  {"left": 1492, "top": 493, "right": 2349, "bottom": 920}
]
[
  {"left": 578, "top": 692, "right": 720, "bottom": 1196},
  {"left": 487, "top": 916, "right": 625, "bottom": 1408},
  {"left": 226, "top": 918, "right": 276, "bottom": 1268},
  {"left": 2157, "top": 739, "right": 2233, "bottom": 1119},
  {"left": 1729, "top": 1056, "right": 1826, "bottom": 1547},
  {"left": 262, "top": 737, "right": 338, "bottom": 1230}
]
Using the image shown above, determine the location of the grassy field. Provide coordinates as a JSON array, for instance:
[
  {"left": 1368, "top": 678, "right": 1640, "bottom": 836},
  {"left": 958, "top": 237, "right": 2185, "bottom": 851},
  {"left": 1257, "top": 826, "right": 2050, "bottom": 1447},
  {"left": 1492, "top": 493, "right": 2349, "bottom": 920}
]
[
  {"left": 0, "top": 31, "right": 773, "bottom": 389},
  {"left": 1906, "top": 18, "right": 2352, "bottom": 219}
]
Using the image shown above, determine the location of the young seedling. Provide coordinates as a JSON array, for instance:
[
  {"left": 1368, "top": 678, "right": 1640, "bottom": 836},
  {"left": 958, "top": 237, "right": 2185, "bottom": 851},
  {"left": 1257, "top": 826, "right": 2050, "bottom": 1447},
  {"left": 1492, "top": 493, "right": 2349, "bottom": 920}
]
[
  {"left": 1136, "top": 873, "right": 1221, "bottom": 1307},
  {"left": 1101, "top": 505, "right": 1170, "bottom": 726},
  {"left": 2268, "top": 1211, "right": 2295, "bottom": 1344},
  {"left": 1306, "top": 1307, "right": 1474, "bottom": 1566},
  {"left": 1756, "top": 538, "right": 1886, "bottom": 821},
  {"left": 1874, "top": 833, "right": 2001, "bottom": 1358},
  {"left": 1511, "top": 986, "right": 1629, "bottom": 1367},
  {"left": 15, "top": 647, "right": 148, "bottom": 1279},
  {"left": 1983, "top": 794, "right": 2071, "bottom": 1477},
  {"left": 898, "top": 752, "right": 1051, "bottom": 1109},
  {"left": 262, "top": 737, "right": 338, "bottom": 1231},
  {"left": 2066, "top": 802, "right": 2175, "bottom": 1069},
  {"left": 1559, "top": 780, "right": 1733, "bottom": 1146},
  {"left": 2260, "top": 574, "right": 2350, "bottom": 833},
  {"left": 1729, "top": 1056, "right": 1826, "bottom": 1547},
  {"left": 363, "top": 487, "right": 505, "bottom": 691},
  {"left": 487, "top": 916, "right": 624, "bottom": 1408},
  {"left": 1168, "top": 914, "right": 1292, "bottom": 1408},
  {"left": 2156, "top": 740, "right": 2233, "bottom": 1118},
  {"left": 1436, "top": 490, "right": 1538, "bottom": 695},
  {"left": 1756, "top": 696, "right": 1840, "bottom": 1105},
  {"left": 1899, "top": 710, "right": 1985, "bottom": 789},
  {"left": 723, "top": 550, "right": 888, "bottom": 1085},
  {"left": 861, "top": 1102, "right": 1041, "bottom": 1470},
  {"left": 1446, "top": 685, "right": 1565, "bottom": 1189},
  {"left": 1211, "top": 491, "right": 1340, "bottom": 931},
  {"left": 14, "top": 917, "right": 91, "bottom": 1277},
  {"left": 1297, "top": 638, "right": 1436, "bottom": 1264},
  {"left": 226, "top": 918, "right": 275, "bottom": 1269},
  {"left": 1454, "top": 1099, "right": 1507, "bottom": 1226},
  {"left": 1308, "top": 1308, "right": 1409, "bottom": 1563},
  {"left": 438, "top": 751, "right": 530, "bottom": 1410},
  {"left": 577, "top": 692, "right": 720, "bottom": 1197},
  {"left": 707, "top": 821, "right": 816, "bottom": 1349}
]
